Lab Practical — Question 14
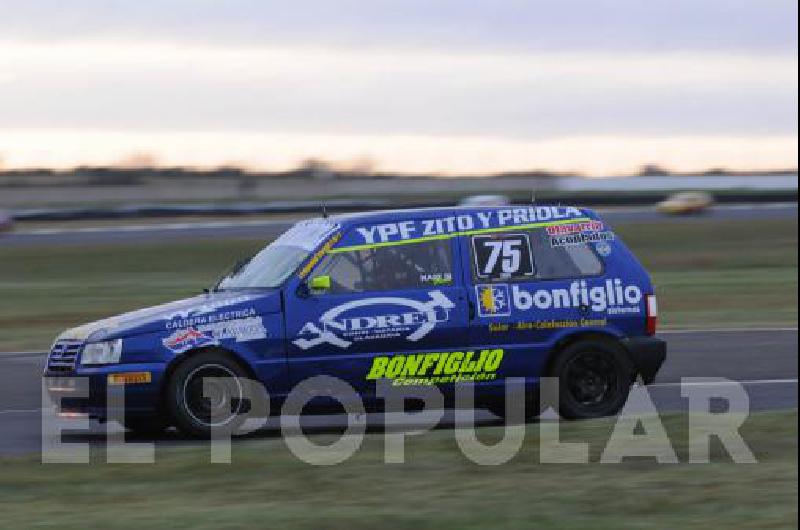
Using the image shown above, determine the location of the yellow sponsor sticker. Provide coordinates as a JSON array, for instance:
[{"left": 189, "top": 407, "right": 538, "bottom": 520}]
[
  {"left": 107, "top": 372, "right": 152, "bottom": 385},
  {"left": 298, "top": 232, "right": 342, "bottom": 278},
  {"left": 366, "top": 349, "right": 504, "bottom": 386}
]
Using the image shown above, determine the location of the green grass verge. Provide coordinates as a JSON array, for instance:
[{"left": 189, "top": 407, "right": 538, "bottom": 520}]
[
  {"left": 612, "top": 218, "right": 798, "bottom": 329},
  {"left": 0, "top": 217, "right": 796, "bottom": 350},
  {"left": 0, "top": 410, "right": 796, "bottom": 529}
]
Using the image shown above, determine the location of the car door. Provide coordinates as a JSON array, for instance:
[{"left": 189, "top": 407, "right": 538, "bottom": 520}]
[
  {"left": 283, "top": 232, "right": 470, "bottom": 396},
  {"left": 460, "top": 227, "right": 604, "bottom": 383}
]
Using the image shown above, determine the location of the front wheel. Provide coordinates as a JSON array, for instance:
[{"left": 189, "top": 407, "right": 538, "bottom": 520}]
[
  {"left": 165, "top": 351, "right": 251, "bottom": 438},
  {"left": 549, "top": 339, "right": 634, "bottom": 419}
]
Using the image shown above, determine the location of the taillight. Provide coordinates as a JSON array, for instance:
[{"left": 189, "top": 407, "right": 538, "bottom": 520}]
[{"left": 645, "top": 294, "right": 658, "bottom": 335}]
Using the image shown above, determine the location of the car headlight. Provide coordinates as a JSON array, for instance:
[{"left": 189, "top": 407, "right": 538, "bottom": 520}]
[{"left": 80, "top": 339, "right": 123, "bottom": 365}]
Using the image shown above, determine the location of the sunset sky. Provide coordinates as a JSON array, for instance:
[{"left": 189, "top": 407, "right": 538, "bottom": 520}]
[{"left": 0, "top": 1, "right": 797, "bottom": 175}]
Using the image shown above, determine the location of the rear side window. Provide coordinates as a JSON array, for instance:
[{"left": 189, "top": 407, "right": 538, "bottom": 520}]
[
  {"left": 528, "top": 229, "right": 603, "bottom": 279},
  {"left": 470, "top": 227, "right": 603, "bottom": 282},
  {"left": 316, "top": 238, "right": 453, "bottom": 294}
]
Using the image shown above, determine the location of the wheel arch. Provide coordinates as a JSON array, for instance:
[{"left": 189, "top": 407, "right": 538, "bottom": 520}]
[
  {"left": 542, "top": 330, "right": 625, "bottom": 378},
  {"left": 158, "top": 346, "right": 259, "bottom": 411}
]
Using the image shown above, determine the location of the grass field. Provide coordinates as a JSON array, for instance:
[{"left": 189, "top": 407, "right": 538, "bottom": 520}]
[
  {"left": 614, "top": 218, "right": 798, "bottom": 329},
  {"left": 0, "top": 217, "right": 796, "bottom": 350},
  {"left": 0, "top": 410, "right": 796, "bottom": 529}
]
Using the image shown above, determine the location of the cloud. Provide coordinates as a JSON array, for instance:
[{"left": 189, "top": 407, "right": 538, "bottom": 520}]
[
  {"left": 1, "top": 0, "right": 797, "bottom": 54},
  {"left": 0, "top": 41, "right": 796, "bottom": 138}
]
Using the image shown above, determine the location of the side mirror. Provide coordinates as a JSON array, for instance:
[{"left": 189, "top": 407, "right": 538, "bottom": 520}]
[{"left": 309, "top": 275, "right": 332, "bottom": 292}]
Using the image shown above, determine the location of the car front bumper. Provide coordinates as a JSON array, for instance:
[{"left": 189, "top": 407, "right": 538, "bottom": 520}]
[{"left": 44, "top": 363, "right": 167, "bottom": 421}]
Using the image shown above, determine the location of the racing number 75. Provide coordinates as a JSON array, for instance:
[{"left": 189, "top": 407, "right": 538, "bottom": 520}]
[
  {"left": 483, "top": 240, "right": 521, "bottom": 275},
  {"left": 472, "top": 233, "right": 535, "bottom": 279}
]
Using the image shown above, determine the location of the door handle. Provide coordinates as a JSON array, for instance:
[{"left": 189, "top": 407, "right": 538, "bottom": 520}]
[{"left": 467, "top": 298, "right": 476, "bottom": 319}]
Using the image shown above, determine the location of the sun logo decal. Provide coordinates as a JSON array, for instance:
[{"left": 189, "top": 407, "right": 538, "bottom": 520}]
[
  {"left": 475, "top": 284, "right": 511, "bottom": 317},
  {"left": 480, "top": 286, "right": 497, "bottom": 313}
]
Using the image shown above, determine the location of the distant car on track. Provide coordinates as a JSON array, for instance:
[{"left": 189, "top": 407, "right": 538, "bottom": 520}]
[
  {"left": 458, "top": 194, "right": 510, "bottom": 207},
  {"left": 656, "top": 191, "right": 714, "bottom": 215},
  {"left": 0, "top": 209, "right": 13, "bottom": 233},
  {"left": 45, "top": 205, "right": 665, "bottom": 437}
]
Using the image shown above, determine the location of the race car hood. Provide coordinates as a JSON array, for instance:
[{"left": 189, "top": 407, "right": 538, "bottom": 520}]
[{"left": 55, "top": 290, "right": 281, "bottom": 342}]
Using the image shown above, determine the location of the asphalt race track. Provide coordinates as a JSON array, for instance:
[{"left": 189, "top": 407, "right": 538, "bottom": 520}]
[
  {"left": 2, "top": 203, "right": 796, "bottom": 247},
  {"left": 0, "top": 329, "right": 796, "bottom": 455}
]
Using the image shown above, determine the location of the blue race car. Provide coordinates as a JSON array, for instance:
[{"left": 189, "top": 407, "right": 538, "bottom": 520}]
[{"left": 45, "top": 206, "right": 665, "bottom": 437}]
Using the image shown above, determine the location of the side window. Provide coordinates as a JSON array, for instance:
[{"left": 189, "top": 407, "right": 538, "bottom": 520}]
[
  {"left": 529, "top": 229, "right": 603, "bottom": 279},
  {"left": 470, "top": 229, "right": 602, "bottom": 282},
  {"left": 471, "top": 233, "right": 535, "bottom": 281},
  {"left": 316, "top": 238, "right": 454, "bottom": 294}
]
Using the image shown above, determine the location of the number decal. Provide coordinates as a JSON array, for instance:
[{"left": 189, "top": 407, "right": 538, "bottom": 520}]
[
  {"left": 472, "top": 234, "right": 534, "bottom": 279},
  {"left": 481, "top": 241, "right": 503, "bottom": 275}
]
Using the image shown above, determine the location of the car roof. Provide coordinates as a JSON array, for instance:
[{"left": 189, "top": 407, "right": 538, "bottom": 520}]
[{"left": 326, "top": 204, "right": 596, "bottom": 226}]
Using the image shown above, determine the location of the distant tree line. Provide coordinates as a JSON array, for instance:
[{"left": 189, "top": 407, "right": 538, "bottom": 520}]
[{"left": 0, "top": 162, "right": 795, "bottom": 187}]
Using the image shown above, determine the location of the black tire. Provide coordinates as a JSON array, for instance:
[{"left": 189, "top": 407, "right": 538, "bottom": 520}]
[
  {"left": 549, "top": 338, "right": 634, "bottom": 420},
  {"left": 122, "top": 415, "right": 169, "bottom": 437},
  {"left": 165, "top": 350, "right": 250, "bottom": 438}
]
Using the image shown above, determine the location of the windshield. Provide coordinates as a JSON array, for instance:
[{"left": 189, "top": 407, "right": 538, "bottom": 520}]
[{"left": 216, "top": 219, "right": 340, "bottom": 290}]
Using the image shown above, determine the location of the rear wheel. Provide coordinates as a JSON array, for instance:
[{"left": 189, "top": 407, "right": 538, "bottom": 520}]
[
  {"left": 166, "top": 351, "right": 250, "bottom": 438},
  {"left": 549, "top": 338, "right": 634, "bottom": 419}
]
